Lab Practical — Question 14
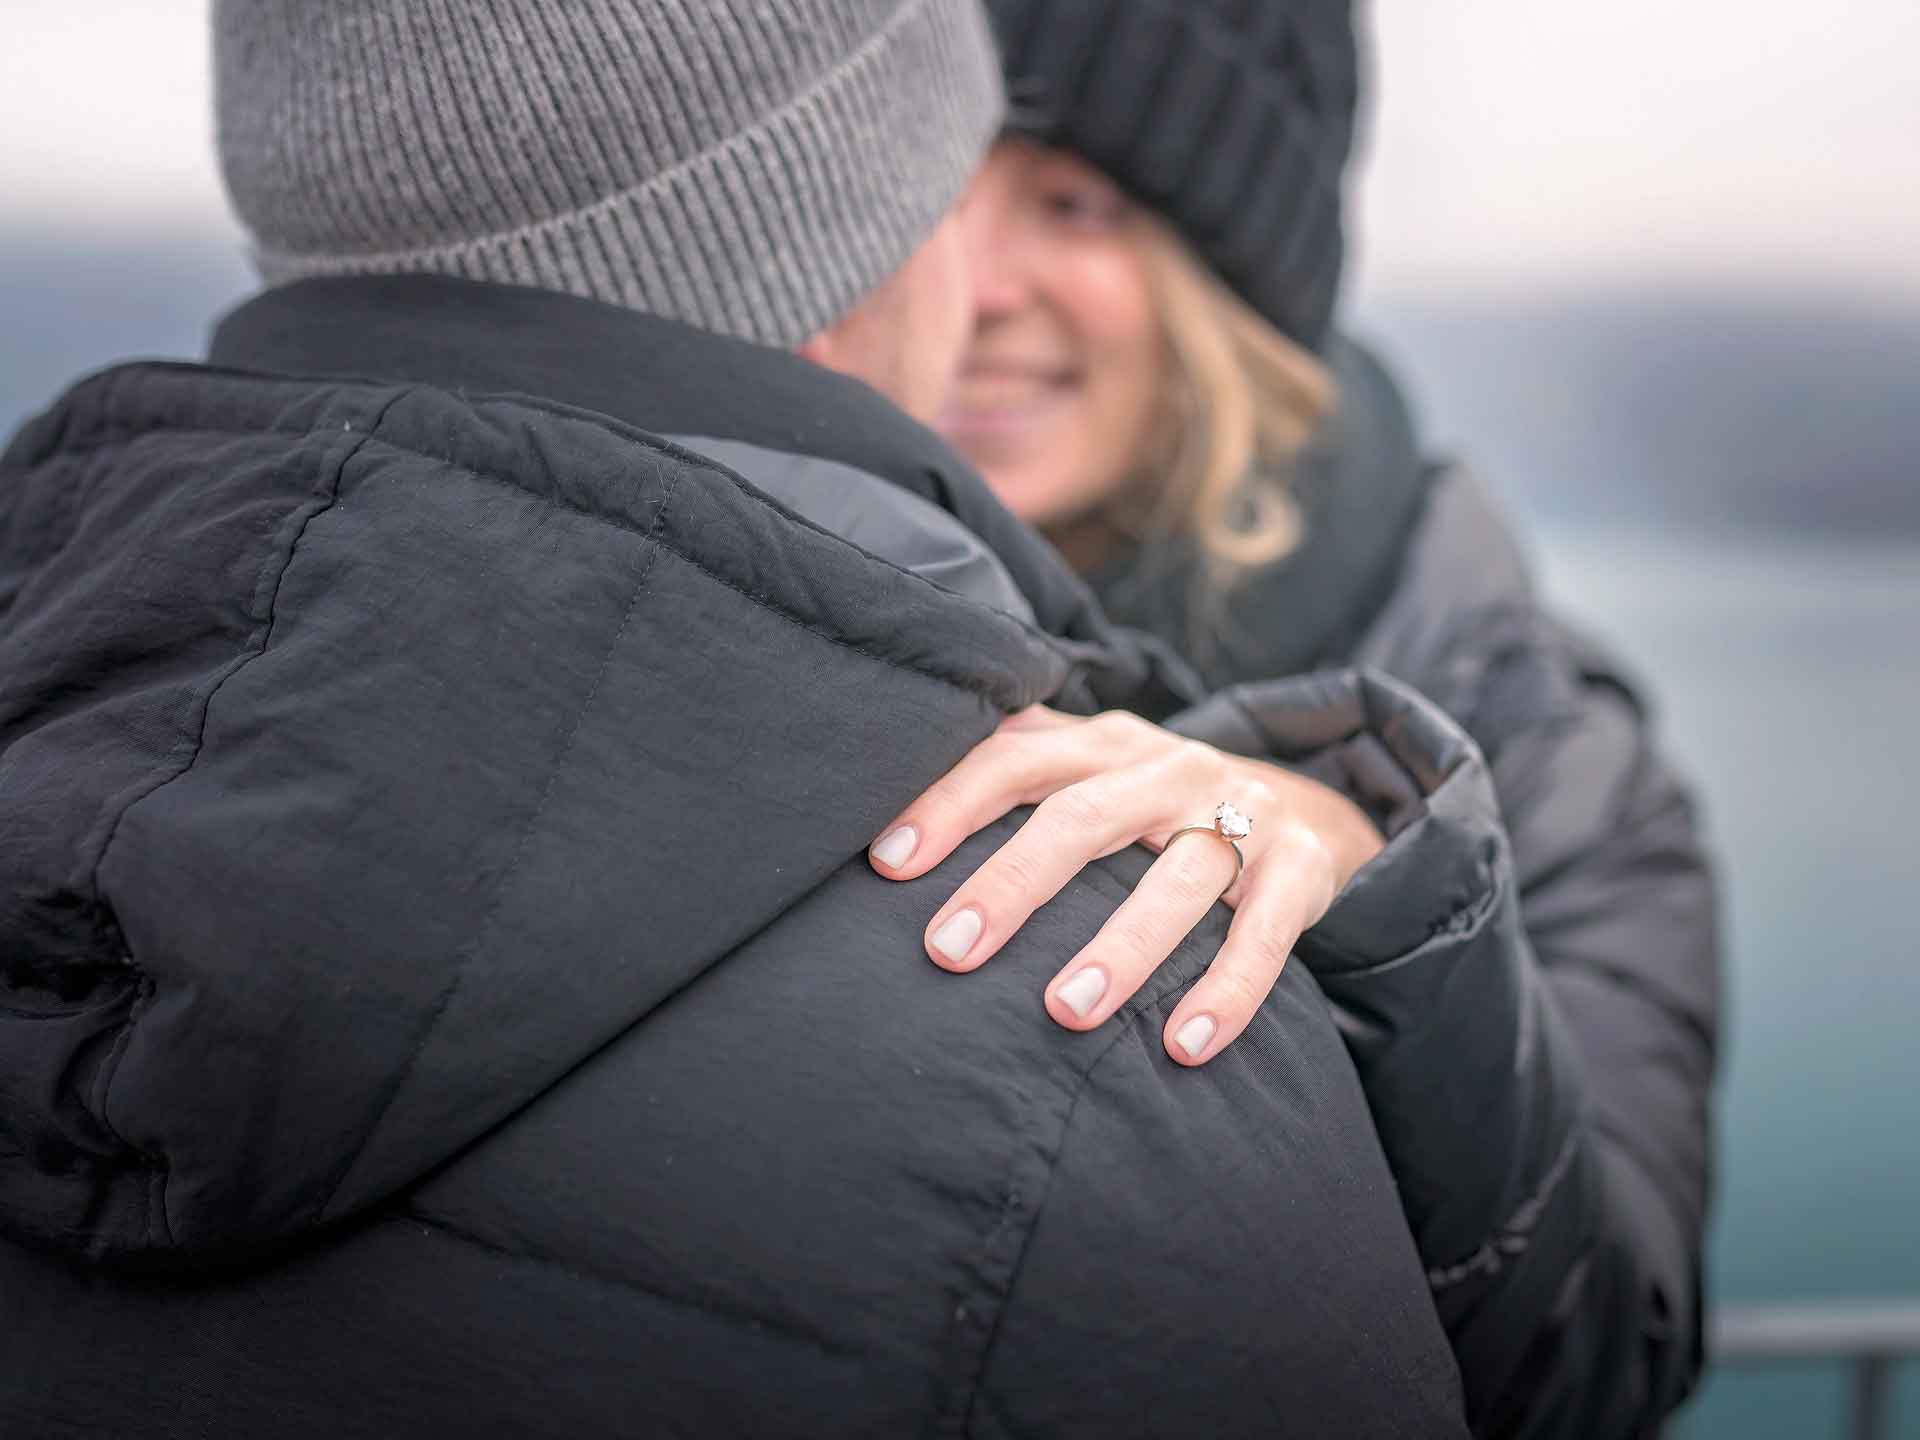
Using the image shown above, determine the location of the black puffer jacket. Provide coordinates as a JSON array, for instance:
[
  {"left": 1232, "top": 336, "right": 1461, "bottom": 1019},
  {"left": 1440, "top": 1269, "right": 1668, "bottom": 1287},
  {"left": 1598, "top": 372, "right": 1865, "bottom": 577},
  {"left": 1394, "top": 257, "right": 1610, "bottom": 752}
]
[
  {"left": 0, "top": 276, "right": 1524, "bottom": 1437},
  {"left": 1092, "top": 339, "right": 1722, "bottom": 1437}
]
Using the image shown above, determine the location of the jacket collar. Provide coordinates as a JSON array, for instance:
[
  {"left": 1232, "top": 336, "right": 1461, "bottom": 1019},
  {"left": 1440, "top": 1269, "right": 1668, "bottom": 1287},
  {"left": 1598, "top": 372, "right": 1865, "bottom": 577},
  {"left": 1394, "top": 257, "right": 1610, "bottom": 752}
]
[
  {"left": 210, "top": 274, "right": 968, "bottom": 488},
  {"left": 210, "top": 275, "right": 1201, "bottom": 716},
  {"left": 1088, "top": 335, "right": 1435, "bottom": 686}
]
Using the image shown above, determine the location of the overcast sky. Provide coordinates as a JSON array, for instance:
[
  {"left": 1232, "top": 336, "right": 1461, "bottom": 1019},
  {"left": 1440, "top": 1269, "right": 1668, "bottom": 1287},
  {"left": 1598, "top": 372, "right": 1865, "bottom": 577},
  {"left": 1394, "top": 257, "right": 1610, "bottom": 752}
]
[{"left": 3, "top": 1, "right": 1917, "bottom": 300}]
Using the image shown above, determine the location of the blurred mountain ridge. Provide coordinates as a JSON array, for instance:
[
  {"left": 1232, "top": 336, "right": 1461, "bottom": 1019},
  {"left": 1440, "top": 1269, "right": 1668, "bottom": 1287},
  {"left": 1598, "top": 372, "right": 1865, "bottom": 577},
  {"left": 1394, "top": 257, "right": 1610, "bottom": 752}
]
[
  {"left": 1356, "top": 284, "right": 1920, "bottom": 538},
  {"left": 3, "top": 231, "right": 1916, "bottom": 538}
]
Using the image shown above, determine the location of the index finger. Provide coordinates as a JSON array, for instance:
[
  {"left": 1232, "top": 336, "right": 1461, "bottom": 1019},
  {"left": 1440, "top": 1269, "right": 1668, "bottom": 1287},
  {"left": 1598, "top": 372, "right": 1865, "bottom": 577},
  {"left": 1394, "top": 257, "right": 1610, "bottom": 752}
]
[{"left": 866, "top": 711, "right": 1159, "bottom": 880}]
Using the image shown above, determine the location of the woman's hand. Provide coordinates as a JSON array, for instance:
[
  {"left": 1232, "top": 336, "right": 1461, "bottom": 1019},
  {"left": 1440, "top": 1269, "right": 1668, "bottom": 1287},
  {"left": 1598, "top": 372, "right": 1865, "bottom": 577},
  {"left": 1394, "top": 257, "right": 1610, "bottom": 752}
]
[{"left": 868, "top": 706, "right": 1384, "bottom": 1065}]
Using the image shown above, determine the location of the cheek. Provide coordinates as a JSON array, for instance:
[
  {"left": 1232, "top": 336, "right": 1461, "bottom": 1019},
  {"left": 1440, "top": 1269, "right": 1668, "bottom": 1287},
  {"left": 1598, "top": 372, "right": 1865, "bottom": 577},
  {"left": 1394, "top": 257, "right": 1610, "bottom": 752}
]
[
  {"left": 1071, "top": 256, "right": 1158, "bottom": 358},
  {"left": 985, "top": 354, "right": 1165, "bottom": 528},
  {"left": 1065, "top": 262, "right": 1166, "bottom": 482},
  {"left": 917, "top": 220, "right": 975, "bottom": 381},
  {"left": 951, "top": 243, "right": 1166, "bottom": 527}
]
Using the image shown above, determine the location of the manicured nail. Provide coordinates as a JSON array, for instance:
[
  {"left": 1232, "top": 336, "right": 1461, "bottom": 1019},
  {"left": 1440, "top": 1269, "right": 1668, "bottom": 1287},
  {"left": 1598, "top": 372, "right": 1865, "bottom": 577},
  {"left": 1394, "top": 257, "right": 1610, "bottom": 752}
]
[
  {"left": 1056, "top": 967, "right": 1109, "bottom": 1019},
  {"left": 1173, "top": 1014, "right": 1218, "bottom": 1060},
  {"left": 930, "top": 908, "right": 983, "bottom": 966},
  {"left": 871, "top": 825, "right": 918, "bottom": 869}
]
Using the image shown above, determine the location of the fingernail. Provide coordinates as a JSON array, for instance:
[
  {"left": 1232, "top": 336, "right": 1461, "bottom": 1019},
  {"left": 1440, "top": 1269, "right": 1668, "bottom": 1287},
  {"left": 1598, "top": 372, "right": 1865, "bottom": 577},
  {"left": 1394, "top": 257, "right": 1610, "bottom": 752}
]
[
  {"left": 1056, "top": 967, "right": 1109, "bottom": 1019},
  {"left": 871, "top": 825, "right": 918, "bottom": 869},
  {"left": 1173, "top": 1014, "right": 1218, "bottom": 1060},
  {"left": 930, "top": 908, "right": 983, "bottom": 966}
]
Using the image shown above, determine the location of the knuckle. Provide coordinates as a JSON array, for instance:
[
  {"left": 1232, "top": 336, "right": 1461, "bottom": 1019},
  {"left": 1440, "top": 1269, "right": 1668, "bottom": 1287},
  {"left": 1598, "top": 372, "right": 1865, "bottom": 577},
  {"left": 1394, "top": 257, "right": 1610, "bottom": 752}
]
[
  {"left": 1106, "top": 908, "right": 1171, "bottom": 964},
  {"left": 1093, "top": 710, "right": 1154, "bottom": 754},
  {"left": 1160, "top": 851, "right": 1225, "bottom": 911},
  {"left": 1143, "top": 739, "right": 1221, "bottom": 795},
  {"left": 990, "top": 841, "right": 1055, "bottom": 898},
  {"left": 1300, "top": 833, "right": 1340, "bottom": 895},
  {"left": 1240, "top": 777, "right": 1281, "bottom": 815},
  {"left": 999, "top": 705, "right": 1046, "bottom": 732},
  {"left": 970, "top": 730, "right": 1036, "bottom": 786},
  {"left": 1239, "top": 924, "right": 1294, "bottom": 976},
  {"left": 973, "top": 729, "right": 1020, "bottom": 763},
  {"left": 1173, "top": 738, "right": 1221, "bottom": 778},
  {"left": 1211, "top": 964, "right": 1272, "bottom": 1016},
  {"left": 1042, "top": 783, "right": 1109, "bottom": 835},
  {"left": 1279, "top": 817, "right": 1332, "bottom": 869},
  {"left": 918, "top": 774, "right": 974, "bottom": 830},
  {"left": 1256, "top": 822, "right": 1337, "bottom": 919}
]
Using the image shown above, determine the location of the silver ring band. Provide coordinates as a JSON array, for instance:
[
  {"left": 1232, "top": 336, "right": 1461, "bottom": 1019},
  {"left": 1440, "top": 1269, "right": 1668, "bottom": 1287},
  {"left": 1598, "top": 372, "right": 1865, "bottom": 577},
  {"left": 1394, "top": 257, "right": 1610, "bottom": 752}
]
[
  {"left": 1166, "top": 801, "right": 1254, "bottom": 889},
  {"left": 1166, "top": 824, "right": 1247, "bottom": 889}
]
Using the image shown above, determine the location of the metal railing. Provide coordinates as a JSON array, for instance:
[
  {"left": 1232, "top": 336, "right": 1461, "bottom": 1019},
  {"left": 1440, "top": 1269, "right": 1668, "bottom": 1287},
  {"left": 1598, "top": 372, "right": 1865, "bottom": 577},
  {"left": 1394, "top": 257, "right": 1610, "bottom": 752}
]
[{"left": 1712, "top": 1301, "right": 1920, "bottom": 1440}]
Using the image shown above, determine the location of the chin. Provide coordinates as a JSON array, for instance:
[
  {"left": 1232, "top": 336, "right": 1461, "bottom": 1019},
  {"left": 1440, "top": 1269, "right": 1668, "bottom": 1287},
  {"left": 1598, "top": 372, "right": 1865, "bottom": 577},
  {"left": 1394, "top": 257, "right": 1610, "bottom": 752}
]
[
  {"left": 965, "top": 457, "right": 1039, "bottom": 519},
  {"left": 975, "top": 463, "right": 1090, "bottom": 530}
]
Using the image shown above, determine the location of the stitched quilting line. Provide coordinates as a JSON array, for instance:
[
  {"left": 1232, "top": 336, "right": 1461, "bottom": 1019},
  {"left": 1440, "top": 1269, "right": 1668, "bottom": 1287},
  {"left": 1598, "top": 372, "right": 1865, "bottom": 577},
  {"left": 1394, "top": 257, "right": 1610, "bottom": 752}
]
[
  {"left": 936, "top": 928, "right": 1217, "bottom": 1436},
  {"left": 78, "top": 387, "right": 410, "bottom": 1253},
  {"left": 648, "top": 541, "right": 1018, "bottom": 707},
  {"left": 34, "top": 417, "right": 1065, "bottom": 708},
  {"left": 1426, "top": 1129, "right": 1581, "bottom": 1292},
  {"left": 393, "top": 1211, "right": 856, "bottom": 1362},
  {"left": 87, "top": 975, "right": 158, "bottom": 1245},
  {"left": 1313, "top": 859, "right": 1502, "bottom": 986},
  {"left": 28, "top": 375, "right": 1081, "bottom": 1265},
  {"left": 345, "top": 429, "right": 1065, "bottom": 709},
  {"left": 310, "top": 450, "right": 688, "bottom": 1228}
]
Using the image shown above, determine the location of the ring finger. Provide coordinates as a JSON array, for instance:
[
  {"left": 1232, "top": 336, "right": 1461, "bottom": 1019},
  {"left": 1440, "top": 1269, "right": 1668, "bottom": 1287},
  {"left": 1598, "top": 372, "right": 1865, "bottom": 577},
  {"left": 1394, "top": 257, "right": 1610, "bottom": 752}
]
[
  {"left": 919, "top": 751, "right": 1239, "bottom": 973},
  {"left": 1161, "top": 821, "right": 1339, "bottom": 1065},
  {"left": 1043, "top": 825, "right": 1245, "bottom": 1030}
]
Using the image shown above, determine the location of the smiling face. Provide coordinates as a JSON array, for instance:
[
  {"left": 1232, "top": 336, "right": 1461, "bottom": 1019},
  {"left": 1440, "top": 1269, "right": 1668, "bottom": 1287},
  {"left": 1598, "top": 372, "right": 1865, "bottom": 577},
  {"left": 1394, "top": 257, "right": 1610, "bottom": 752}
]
[{"left": 939, "top": 138, "right": 1169, "bottom": 533}]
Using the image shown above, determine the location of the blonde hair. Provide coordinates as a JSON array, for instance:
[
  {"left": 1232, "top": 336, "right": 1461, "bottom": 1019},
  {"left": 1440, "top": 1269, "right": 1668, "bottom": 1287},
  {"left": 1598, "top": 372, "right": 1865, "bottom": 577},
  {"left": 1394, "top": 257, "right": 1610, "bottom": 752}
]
[{"left": 1104, "top": 220, "right": 1336, "bottom": 591}]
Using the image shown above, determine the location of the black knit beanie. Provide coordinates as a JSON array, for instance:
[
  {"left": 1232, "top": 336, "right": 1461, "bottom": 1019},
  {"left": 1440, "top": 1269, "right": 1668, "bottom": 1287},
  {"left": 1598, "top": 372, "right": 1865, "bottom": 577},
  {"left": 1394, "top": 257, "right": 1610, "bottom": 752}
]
[{"left": 987, "top": 0, "right": 1360, "bottom": 352}]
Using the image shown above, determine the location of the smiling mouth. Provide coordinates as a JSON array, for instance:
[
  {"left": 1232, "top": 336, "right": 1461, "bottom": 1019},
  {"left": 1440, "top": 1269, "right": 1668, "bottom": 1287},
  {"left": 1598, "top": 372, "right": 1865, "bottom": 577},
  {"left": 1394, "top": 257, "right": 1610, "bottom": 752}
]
[{"left": 941, "top": 366, "right": 1078, "bottom": 438}]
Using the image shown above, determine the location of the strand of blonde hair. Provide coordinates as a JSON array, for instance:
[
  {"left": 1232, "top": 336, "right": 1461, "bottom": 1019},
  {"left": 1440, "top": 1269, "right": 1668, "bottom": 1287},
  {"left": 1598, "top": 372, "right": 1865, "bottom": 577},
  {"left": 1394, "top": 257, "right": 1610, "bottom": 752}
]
[{"left": 1123, "top": 220, "right": 1336, "bottom": 592}]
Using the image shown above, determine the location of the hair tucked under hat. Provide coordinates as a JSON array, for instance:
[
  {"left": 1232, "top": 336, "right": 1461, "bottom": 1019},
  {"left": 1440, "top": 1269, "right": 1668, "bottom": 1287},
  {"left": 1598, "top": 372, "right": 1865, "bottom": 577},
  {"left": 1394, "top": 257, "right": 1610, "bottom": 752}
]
[
  {"left": 213, "top": 0, "right": 1005, "bottom": 349},
  {"left": 986, "top": 0, "right": 1359, "bottom": 351}
]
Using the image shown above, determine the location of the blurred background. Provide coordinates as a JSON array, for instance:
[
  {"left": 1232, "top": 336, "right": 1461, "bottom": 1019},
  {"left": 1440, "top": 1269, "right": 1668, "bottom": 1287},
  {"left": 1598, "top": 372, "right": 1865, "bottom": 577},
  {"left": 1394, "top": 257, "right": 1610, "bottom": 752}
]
[{"left": 3, "top": 4, "right": 1916, "bottom": 1434}]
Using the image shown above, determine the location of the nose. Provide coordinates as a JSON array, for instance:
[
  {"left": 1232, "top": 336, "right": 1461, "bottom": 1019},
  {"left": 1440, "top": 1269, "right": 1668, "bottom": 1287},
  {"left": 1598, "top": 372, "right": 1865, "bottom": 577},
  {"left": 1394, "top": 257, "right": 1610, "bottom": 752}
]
[{"left": 959, "top": 174, "right": 1033, "bottom": 323}]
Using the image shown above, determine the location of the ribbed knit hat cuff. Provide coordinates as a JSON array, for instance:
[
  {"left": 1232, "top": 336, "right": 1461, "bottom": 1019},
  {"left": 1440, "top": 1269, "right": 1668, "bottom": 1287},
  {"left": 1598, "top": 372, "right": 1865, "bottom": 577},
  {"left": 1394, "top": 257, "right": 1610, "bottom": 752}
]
[{"left": 247, "top": 0, "right": 1004, "bottom": 349}]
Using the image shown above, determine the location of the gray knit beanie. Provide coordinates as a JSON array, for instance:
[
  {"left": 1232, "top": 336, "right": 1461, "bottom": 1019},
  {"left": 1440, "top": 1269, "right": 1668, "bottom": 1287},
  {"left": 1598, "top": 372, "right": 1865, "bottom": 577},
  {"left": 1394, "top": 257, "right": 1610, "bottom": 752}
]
[{"left": 213, "top": 0, "right": 1005, "bottom": 348}]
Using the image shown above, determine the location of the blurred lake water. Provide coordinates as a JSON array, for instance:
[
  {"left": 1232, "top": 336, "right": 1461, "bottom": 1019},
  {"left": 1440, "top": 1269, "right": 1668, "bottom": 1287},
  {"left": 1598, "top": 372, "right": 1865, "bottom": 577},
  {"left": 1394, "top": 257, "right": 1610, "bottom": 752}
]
[
  {"left": 1533, "top": 529, "right": 1920, "bottom": 1439},
  {"left": 3, "top": 243, "right": 1917, "bottom": 1437},
  {"left": 1364, "top": 288, "right": 1920, "bottom": 1435}
]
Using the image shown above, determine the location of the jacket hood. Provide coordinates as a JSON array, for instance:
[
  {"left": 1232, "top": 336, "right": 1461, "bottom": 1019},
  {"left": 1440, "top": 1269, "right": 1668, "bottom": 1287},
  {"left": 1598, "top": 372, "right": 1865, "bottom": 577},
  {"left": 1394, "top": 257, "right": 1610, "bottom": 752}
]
[{"left": 0, "top": 277, "right": 1198, "bottom": 1266}]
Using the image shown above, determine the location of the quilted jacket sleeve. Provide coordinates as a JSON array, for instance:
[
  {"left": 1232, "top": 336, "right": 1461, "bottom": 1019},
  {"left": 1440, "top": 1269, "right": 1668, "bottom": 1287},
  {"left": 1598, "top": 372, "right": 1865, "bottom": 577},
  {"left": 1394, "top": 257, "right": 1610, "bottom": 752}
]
[{"left": 1167, "top": 656, "right": 1718, "bottom": 1439}]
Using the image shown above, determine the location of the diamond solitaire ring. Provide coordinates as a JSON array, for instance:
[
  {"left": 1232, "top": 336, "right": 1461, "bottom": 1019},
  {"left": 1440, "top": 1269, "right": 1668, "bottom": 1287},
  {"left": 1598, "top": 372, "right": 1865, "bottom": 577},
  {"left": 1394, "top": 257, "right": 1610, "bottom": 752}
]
[{"left": 1165, "top": 801, "right": 1254, "bottom": 890}]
